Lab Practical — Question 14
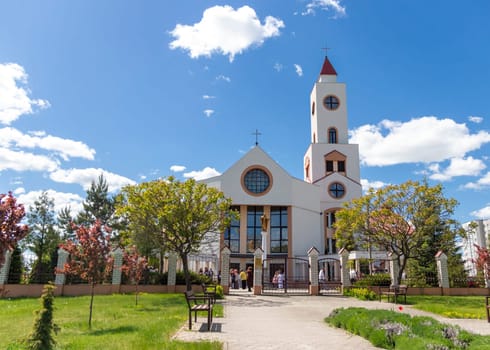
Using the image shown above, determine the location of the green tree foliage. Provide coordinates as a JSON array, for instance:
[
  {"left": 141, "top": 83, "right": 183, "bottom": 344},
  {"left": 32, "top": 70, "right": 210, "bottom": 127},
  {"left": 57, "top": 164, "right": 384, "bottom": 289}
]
[
  {"left": 117, "top": 177, "right": 234, "bottom": 290},
  {"left": 335, "top": 180, "right": 462, "bottom": 285},
  {"left": 57, "top": 206, "right": 75, "bottom": 241},
  {"left": 26, "top": 191, "right": 60, "bottom": 283},
  {"left": 77, "top": 174, "right": 115, "bottom": 226},
  {"left": 7, "top": 245, "right": 24, "bottom": 283},
  {"left": 59, "top": 221, "right": 113, "bottom": 328},
  {"left": 25, "top": 282, "right": 59, "bottom": 350},
  {"left": 0, "top": 192, "right": 29, "bottom": 269}
]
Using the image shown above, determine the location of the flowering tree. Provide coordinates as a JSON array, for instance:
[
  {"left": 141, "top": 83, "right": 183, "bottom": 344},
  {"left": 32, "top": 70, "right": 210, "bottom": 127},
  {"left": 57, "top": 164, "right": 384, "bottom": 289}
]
[
  {"left": 122, "top": 246, "right": 148, "bottom": 305},
  {"left": 59, "top": 220, "right": 113, "bottom": 328},
  {"left": 474, "top": 244, "right": 490, "bottom": 287},
  {"left": 0, "top": 192, "right": 29, "bottom": 269}
]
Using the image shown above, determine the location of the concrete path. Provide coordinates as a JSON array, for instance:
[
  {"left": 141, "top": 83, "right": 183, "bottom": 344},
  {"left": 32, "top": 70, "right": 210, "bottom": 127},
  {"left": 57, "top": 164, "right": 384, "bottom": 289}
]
[{"left": 173, "top": 290, "right": 490, "bottom": 349}]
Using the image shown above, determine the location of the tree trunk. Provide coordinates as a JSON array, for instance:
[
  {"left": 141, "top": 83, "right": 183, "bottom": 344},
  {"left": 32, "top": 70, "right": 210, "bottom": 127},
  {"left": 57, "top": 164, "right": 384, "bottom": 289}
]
[
  {"left": 181, "top": 254, "right": 191, "bottom": 291},
  {"left": 89, "top": 282, "right": 95, "bottom": 328}
]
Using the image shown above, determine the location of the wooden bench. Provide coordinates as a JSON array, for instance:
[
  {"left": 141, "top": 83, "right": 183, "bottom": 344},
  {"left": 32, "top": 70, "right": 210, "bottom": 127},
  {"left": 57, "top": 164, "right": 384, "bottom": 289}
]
[
  {"left": 201, "top": 283, "right": 217, "bottom": 304},
  {"left": 486, "top": 296, "right": 490, "bottom": 323},
  {"left": 379, "top": 285, "right": 407, "bottom": 304},
  {"left": 184, "top": 290, "right": 213, "bottom": 330}
]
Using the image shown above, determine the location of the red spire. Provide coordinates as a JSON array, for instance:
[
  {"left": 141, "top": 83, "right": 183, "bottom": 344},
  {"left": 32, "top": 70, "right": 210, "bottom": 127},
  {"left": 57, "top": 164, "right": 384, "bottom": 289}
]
[{"left": 320, "top": 56, "right": 337, "bottom": 75}]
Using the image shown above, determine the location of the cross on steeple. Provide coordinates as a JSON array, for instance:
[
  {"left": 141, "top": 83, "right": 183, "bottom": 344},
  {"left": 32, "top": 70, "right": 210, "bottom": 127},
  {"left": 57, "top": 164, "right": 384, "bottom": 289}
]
[
  {"left": 322, "top": 47, "right": 331, "bottom": 56},
  {"left": 252, "top": 129, "right": 262, "bottom": 146}
]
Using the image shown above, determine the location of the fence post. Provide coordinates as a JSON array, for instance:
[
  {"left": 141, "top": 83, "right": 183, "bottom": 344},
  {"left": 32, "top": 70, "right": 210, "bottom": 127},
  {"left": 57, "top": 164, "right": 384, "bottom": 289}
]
[
  {"left": 167, "top": 252, "right": 177, "bottom": 292},
  {"left": 220, "top": 247, "right": 231, "bottom": 295},
  {"left": 308, "top": 247, "right": 319, "bottom": 295},
  {"left": 253, "top": 248, "right": 263, "bottom": 295},
  {"left": 435, "top": 251, "right": 450, "bottom": 289},
  {"left": 339, "top": 248, "right": 351, "bottom": 289},
  {"left": 0, "top": 250, "right": 12, "bottom": 285},
  {"left": 111, "top": 248, "right": 123, "bottom": 293},
  {"left": 54, "top": 248, "right": 69, "bottom": 287}
]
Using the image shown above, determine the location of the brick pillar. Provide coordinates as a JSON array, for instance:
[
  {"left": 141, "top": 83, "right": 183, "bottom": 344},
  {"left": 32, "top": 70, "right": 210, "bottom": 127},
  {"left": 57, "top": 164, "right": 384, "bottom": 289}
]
[
  {"left": 112, "top": 248, "right": 124, "bottom": 285},
  {"left": 435, "top": 251, "right": 450, "bottom": 288},
  {"left": 389, "top": 252, "right": 400, "bottom": 285},
  {"left": 0, "top": 250, "right": 12, "bottom": 285},
  {"left": 308, "top": 247, "right": 319, "bottom": 295},
  {"left": 54, "top": 248, "right": 69, "bottom": 286},
  {"left": 339, "top": 248, "right": 351, "bottom": 289},
  {"left": 253, "top": 248, "right": 263, "bottom": 295},
  {"left": 167, "top": 252, "right": 177, "bottom": 292},
  {"left": 220, "top": 247, "right": 231, "bottom": 294}
]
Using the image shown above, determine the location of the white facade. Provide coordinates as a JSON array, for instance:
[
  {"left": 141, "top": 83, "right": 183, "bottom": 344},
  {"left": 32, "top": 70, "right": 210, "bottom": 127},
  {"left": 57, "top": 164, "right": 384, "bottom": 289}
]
[
  {"left": 460, "top": 219, "right": 490, "bottom": 276},
  {"left": 201, "top": 57, "right": 362, "bottom": 267}
]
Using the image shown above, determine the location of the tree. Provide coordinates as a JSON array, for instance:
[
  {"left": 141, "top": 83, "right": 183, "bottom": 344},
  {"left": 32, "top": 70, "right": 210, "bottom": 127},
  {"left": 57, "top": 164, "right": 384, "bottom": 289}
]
[
  {"left": 26, "top": 191, "right": 60, "bottom": 283},
  {"left": 122, "top": 246, "right": 148, "bottom": 305},
  {"left": 57, "top": 206, "right": 75, "bottom": 241},
  {"left": 77, "top": 174, "right": 115, "bottom": 227},
  {"left": 335, "top": 180, "right": 462, "bottom": 285},
  {"left": 117, "top": 177, "right": 234, "bottom": 290},
  {"left": 0, "top": 192, "right": 29, "bottom": 269},
  {"left": 25, "top": 282, "right": 59, "bottom": 350},
  {"left": 59, "top": 221, "right": 113, "bottom": 328}
]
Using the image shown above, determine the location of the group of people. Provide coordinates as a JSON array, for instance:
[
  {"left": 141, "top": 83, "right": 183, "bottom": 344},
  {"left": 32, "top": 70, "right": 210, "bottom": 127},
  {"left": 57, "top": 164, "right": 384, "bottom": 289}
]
[
  {"left": 230, "top": 267, "right": 253, "bottom": 291},
  {"left": 271, "top": 269, "right": 285, "bottom": 288}
]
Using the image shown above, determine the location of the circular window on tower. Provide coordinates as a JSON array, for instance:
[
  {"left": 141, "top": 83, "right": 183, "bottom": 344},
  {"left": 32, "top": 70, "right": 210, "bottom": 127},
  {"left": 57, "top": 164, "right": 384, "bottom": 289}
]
[
  {"left": 323, "top": 95, "right": 340, "bottom": 111},
  {"left": 328, "top": 182, "right": 345, "bottom": 199},
  {"left": 241, "top": 166, "right": 272, "bottom": 196}
]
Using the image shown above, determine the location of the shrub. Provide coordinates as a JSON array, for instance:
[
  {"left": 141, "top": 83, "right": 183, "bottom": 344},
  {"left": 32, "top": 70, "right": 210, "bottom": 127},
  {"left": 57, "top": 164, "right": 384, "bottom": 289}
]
[
  {"left": 343, "top": 287, "right": 378, "bottom": 300},
  {"left": 354, "top": 273, "right": 391, "bottom": 287}
]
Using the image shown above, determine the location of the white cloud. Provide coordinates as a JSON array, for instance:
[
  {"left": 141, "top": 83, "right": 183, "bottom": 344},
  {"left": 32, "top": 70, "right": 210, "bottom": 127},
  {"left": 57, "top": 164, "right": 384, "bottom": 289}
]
[
  {"left": 49, "top": 168, "right": 136, "bottom": 192},
  {"left": 361, "top": 179, "right": 388, "bottom": 191},
  {"left": 0, "top": 63, "right": 50, "bottom": 125},
  {"left": 469, "top": 116, "right": 483, "bottom": 123},
  {"left": 470, "top": 205, "right": 490, "bottom": 219},
  {"left": 17, "top": 189, "right": 84, "bottom": 215},
  {"left": 0, "top": 127, "right": 95, "bottom": 161},
  {"left": 170, "top": 165, "right": 186, "bottom": 172},
  {"left": 203, "top": 95, "right": 216, "bottom": 99},
  {"left": 183, "top": 167, "right": 221, "bottom": 180},
  {"left": 294, "top": 64, "right": 303, "bottom": 76},
  {"left": 169, "top": 5, "right": 285, "bottom": 62},
  {"left": 428, "top": 157, "right": 486, "bottom": 181},
  {"left": 216, "top": 75, "right": 231, "bottom": 82},
  {"left": 13, "top": 187, "right": 25, "bottom": 195},
  {"left": 302, "top": 0, "right": 346, "bottom": 17},
  {"left": 350, "top": 116, "right": 490, "bottom": 166},
  {"left": 203, "top": 109, "right": 215, "bottom": 117},
  {"left": 0, "top": 147, "right": 58, "bottom": 172},
  {"left": 273, "top": 63, "right": 283, "bottom": 72},
  {"left": 464, "top": 171, "right": 490, "bottom": 190}
]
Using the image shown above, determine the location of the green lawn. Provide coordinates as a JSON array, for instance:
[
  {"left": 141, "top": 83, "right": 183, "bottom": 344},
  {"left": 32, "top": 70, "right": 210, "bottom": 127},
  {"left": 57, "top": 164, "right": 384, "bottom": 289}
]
[
  {"left": 407, "top": 295, "right": 488, "bottom": 319},
  {"left": 0, "top": 293, "right": 222, "bottom": 349}
]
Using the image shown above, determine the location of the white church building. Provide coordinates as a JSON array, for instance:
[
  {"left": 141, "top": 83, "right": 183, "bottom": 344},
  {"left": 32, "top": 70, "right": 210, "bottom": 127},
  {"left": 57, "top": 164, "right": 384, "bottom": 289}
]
[{"left": 202, "top": 56, "right": 364, "bottom": 279}]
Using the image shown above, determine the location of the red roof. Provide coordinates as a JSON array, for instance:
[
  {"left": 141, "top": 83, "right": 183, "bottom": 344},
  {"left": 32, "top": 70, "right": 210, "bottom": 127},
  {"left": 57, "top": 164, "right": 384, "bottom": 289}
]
[{"left": 320, "top": 56, "right": 337, "bottom": 75}]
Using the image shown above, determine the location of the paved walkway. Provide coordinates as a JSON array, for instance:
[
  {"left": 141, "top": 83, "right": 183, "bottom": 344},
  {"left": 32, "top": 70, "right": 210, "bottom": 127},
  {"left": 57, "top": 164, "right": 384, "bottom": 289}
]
[{"left": 173, "top": 289, "right": 490, "bottom": 349}]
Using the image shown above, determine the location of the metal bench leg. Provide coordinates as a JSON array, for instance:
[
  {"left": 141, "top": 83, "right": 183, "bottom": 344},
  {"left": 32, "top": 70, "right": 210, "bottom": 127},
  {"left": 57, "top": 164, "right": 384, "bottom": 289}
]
[{"left": 188, "top": 310, "right": 192, "bottom": 330}]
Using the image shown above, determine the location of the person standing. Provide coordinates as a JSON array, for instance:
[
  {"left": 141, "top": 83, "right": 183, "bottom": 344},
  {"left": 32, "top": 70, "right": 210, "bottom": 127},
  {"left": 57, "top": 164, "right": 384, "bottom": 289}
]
[
  {"left": 239, "top": 269, "right": 247, "bottom": 289},
  {"left": 277, "top": 269, "right": 284, "bottom": 289},
  {"left": 246, "top": 266, "right": 253, "bottom": 292},
  {"left": 319, "top": 268, "right": 325, "bottom": 282}
]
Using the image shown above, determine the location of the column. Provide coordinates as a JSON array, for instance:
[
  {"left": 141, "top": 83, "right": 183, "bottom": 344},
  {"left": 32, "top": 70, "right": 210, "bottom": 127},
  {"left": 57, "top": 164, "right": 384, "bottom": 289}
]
[
  {"left": 167, "top": 252, "right": 177, "bottom": 292},
  {"left": 339, "top": 248, "right": 351, "bottom": 289},
  {"left": 220, "top": 247, "right": 231, "bottom": 295},
  {"left": 0, "top": 250, "right": 12, "bottom": 285},
  {"left": 54, "top": 248, "right": 69, "bottom": 286},
  {"left": 308, "top": 247, "right": 319, "bottom": 295},
  {"left": 111, "top": 247, "right": 123, "bottom": 285},
  {"left": 253, "top": 248, "right": 263, "bottom": 295},
  {"left": 389, "top": 252, "right": 400, "bottom": 286},
  {"left": 435, "top": 251, "right": 450, "bottom": 289}
]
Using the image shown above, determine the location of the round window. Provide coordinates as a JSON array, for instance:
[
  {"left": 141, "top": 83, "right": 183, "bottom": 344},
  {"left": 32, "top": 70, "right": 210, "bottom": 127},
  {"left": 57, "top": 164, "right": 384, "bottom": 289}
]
[
  {"left": 323, "top": 95, "right": 340, "bottom": 110},
  {"left": 328, "top": 182, "right": 345, "bottom": 198},
  {"left": 243, "top": 168, "right": 271, "bottom": 194}
]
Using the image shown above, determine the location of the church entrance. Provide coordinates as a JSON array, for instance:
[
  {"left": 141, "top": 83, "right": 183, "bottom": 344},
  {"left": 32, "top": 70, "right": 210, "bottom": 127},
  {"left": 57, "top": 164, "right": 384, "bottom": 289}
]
[
  {"left": 262, "top": 257, "right": 310, "bottom": 295},
  {"left": 318, "top": 257, "right": 342, "bottom": 294}
]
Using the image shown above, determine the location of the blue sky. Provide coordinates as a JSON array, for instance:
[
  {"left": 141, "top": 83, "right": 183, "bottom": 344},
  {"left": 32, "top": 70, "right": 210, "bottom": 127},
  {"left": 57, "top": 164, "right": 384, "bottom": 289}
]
[{"left": 1, "top": 0, "right": 489, "bottom": 224}]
